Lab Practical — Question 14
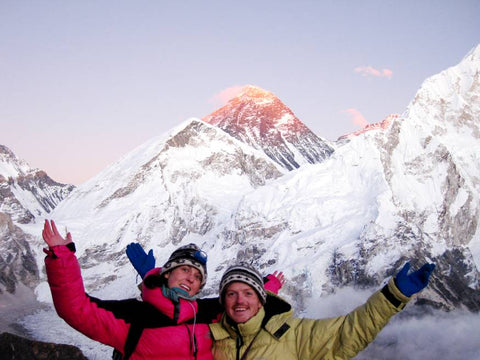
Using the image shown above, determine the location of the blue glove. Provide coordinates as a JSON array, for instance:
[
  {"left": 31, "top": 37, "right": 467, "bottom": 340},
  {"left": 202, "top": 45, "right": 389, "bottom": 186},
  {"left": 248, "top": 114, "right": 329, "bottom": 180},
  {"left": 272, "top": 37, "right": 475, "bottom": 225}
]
[
  {"left": 126, "top": 242, "right": 156, "bottom": 279},
  {"left": 395, "top": 262, "right": 435, "bottom": 297}
]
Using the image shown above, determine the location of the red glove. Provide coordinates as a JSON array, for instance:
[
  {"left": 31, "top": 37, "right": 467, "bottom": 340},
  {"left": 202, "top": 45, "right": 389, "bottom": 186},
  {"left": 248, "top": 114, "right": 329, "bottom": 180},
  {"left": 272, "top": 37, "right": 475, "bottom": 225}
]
[{"left": 264, "top": 271, "right": 286, "bottom": 294}]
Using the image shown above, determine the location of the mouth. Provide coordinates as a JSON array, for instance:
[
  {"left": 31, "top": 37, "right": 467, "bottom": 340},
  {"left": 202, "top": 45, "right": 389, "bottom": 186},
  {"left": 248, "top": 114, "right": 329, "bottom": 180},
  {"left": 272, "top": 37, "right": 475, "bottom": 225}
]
[
  {"left": 180, "top": 284, "right": 191, "bottom": 292},
  {"left": 233, "top": 307, "right": 248, "bottom": 313}
]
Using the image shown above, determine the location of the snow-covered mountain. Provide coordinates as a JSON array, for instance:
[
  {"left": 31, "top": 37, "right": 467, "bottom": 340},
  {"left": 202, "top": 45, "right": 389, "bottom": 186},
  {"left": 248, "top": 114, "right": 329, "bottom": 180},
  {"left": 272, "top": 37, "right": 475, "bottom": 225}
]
[
  {"left": 0, "top": 145, "right": 74, "bottom": 224},
  {"left": 29, "top": 45, "right": 480, "bottom": 310},
  {"left": 38, "top": 119, "right": 284, "bottom": 291},
  {"left": 224, "top": 42, "right": 480, "bottom": 310},
  {"left": 338, "top": 114, "right": 399, "bottom": 141},
  {"left": 203, "top": 85, "right": 334, "bottom": 170},
  {"left": 0, "top": 145, "right": 74, "bottom": 294},
  {"left": 1, "top": 45, "right": 480, "bottom": 359},
  {"left": 0, "top": 212, "right": 38, "bottom": 294}
]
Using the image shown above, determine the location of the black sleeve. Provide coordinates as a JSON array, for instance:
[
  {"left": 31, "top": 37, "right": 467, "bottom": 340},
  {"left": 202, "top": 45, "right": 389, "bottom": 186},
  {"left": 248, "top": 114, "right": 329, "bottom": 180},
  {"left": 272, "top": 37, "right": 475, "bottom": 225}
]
[
  {"left": 88, "top": 296, "right": 179, "bottom": 327},
  {"left": 195, "top": 297, "right": 224, "bottom": 323}
]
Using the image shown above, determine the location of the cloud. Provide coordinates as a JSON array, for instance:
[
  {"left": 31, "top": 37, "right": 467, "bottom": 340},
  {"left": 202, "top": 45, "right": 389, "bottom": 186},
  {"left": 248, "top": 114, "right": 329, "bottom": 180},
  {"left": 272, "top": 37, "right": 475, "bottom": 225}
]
[
  {"left": 354, "top": 66, "right": 393, "bottom": 79},
  {"left": 342, "top": 108, "right": 369, "bottom": 128},
  {"left": 305, "top": 288, "right": 480, "bottom": 360},
  {"left": 208, "top": 86, "right": 245, "bottom": 107}
]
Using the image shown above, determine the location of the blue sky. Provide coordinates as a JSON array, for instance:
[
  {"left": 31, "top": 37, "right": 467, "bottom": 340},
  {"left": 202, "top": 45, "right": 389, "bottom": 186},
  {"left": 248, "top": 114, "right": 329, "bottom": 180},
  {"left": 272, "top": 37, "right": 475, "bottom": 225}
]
[{"left": 1, "top": 0, "right": 479, "bottom": 184}]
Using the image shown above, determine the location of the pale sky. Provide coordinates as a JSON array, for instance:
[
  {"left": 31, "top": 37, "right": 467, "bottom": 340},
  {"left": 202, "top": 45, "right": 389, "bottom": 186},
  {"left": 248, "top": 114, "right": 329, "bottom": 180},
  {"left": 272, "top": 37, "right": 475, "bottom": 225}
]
[{"left": 1, "top": 0, "right": 479, "bottom": 185}]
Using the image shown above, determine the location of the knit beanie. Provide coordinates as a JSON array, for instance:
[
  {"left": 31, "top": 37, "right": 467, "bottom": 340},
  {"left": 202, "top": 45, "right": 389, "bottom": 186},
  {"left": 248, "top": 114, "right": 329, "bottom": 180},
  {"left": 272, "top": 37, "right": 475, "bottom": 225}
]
[
  {"left": 219, "top": 264, "right": 267, "bottom": 305},
  {"left": 160, "top": 243, "right": 208, "bottom": 288}
]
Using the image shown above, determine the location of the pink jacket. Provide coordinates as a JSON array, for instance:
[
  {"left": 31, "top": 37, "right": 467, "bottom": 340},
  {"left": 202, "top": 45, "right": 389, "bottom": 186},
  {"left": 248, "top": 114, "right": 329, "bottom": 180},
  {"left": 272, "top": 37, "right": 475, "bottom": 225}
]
[{"left": 45, "top": 245, "right": 214, "bottom": 360}]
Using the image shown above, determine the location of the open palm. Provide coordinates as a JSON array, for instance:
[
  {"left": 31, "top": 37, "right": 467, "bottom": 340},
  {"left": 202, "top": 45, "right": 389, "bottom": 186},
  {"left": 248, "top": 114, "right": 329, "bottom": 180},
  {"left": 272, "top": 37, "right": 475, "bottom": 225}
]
[{"left": 42, "top": 220, "right": 72, "bottom": 247}]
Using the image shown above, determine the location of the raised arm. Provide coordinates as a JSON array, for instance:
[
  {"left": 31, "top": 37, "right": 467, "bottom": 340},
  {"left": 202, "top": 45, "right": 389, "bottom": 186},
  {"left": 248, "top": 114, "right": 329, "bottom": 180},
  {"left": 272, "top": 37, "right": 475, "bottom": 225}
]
[
  {"left": 43, "top": 220, "right": 129, "bottom": 352},
  {"left": 296, "top": 261, "right": 435, "bottom": 359}
]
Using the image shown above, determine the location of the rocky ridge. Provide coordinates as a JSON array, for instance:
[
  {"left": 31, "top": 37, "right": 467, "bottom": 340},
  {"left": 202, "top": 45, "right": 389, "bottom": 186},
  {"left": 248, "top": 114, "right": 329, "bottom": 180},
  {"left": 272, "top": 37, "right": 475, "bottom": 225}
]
[{"left": 0, "top": 145, "right": 74, "bottom": 224}]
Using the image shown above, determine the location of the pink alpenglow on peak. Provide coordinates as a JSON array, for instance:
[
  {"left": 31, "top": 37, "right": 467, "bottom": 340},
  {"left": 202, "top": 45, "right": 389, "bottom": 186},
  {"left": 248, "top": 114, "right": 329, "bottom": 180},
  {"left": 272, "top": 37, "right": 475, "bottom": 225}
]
[
  {"left": 236, "top": 85, "right": 277, "bottom": 101},
  {"left": 202, "top": 85, "right": 334, "bottom": 171},
  {"left": 203, "top": 85, "right": 292, "bottom": 129},
  {"left": 338, "top": 114, "right": 399, "bottom": 140}
]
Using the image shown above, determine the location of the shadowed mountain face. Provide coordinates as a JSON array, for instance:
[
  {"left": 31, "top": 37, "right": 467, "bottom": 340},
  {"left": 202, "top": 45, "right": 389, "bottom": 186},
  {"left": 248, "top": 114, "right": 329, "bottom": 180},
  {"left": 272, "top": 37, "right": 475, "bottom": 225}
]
[
  {"left": 203, "top": 85, "right": 334, "bottom": 170},
  {"left": 0, "top": 212, "right": 38, "bottom": 294}
]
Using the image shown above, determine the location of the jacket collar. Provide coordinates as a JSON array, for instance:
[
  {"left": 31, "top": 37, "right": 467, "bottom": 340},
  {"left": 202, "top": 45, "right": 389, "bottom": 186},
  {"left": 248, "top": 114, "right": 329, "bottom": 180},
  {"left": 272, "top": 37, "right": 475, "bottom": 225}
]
[{"left": 142, "top": 281, "right": 198, "bottom": 323}]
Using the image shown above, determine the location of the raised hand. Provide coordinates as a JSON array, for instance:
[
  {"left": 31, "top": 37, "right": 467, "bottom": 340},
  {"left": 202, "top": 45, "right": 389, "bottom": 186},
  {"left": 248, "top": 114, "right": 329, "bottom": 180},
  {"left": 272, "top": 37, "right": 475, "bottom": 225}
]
[
  {"left": 126, "top": 242, "right": 156, "bottom": 279},
  {"left": 42, "top": 219, "right": 72, "bottom": 247},
  {"left": 395, "top": 262, "right": 435, "bottom": 297},
  {"left": 264, "top": 271, "right": 286, "bottom": 294}
]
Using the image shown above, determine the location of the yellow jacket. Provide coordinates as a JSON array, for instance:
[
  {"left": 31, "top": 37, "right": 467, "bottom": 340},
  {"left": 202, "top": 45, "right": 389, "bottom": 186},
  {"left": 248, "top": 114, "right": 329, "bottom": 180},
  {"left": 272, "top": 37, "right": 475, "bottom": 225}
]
[{"left": 209, "top": 278, "right": 409, "bottom": 360}]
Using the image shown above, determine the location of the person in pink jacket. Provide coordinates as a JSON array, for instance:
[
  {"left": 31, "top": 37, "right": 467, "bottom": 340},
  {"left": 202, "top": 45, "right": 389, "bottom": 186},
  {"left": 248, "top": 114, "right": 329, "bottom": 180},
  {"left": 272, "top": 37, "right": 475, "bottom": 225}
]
[{"left": 42, "top": 219, "right": 284, "bottom": 360}]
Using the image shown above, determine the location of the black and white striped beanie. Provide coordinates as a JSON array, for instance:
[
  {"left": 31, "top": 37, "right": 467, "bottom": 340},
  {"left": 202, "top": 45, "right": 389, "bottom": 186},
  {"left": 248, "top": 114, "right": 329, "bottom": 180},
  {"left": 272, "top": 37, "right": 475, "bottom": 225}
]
[
  {"left": 219, "top": 264, "right": 267, "bottom": 305},
  {"left": 160, "top": 243, "right": 208, "bottom": 288}
]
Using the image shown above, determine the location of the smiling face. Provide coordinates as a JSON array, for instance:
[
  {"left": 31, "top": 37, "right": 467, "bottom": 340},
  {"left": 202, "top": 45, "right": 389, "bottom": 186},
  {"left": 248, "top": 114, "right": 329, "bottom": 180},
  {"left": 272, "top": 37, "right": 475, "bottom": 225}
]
[
  {"left": 224, "top": 282, "right": 263, "bottom": 324},
  {"left": 164, "top": 265, "right": 202, "bottom": 296}
]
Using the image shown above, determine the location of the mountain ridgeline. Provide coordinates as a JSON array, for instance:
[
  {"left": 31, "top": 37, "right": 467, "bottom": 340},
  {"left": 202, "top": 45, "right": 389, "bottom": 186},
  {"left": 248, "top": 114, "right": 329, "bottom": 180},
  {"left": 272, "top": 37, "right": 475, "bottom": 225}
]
[
  {"left": 1, "top": 46, "right": 480, "bottom": 319},
  {"left": 0, "top": 145, "right": 74, "bottom": 294}
]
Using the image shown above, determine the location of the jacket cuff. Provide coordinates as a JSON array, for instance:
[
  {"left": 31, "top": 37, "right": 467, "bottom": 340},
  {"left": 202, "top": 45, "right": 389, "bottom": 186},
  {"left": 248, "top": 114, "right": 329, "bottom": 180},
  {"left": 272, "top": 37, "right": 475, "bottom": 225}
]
[
  {"left": 381, "top": 278, "right": 410, "bottom": 309},
  {"left": 43, "top": 243, "right": 76, "bottom": 258}
]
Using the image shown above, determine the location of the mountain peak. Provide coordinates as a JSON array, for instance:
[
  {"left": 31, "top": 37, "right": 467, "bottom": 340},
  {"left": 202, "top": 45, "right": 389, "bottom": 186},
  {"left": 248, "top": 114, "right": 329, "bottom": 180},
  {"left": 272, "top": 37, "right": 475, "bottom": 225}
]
[
  {"left": 465, "top": 44, "right": 480, "bottom": 61},
  {"left": 0, "top": 144, "right": 15, "bottom": 157},
  {"left": 202, "top": 85, "right": 294, "bottom": 129},
  {"left": 236, "top": 85, "right": 276, "bottom": 102},
  {"left": 338, "top": 114, "right": 399, "bottom": 140},
  {"left": 0, "top": 144, "right": 75, "bottom": 224},
  {"left": 202, "top": 87, "right": 334, "bottom": 171}
]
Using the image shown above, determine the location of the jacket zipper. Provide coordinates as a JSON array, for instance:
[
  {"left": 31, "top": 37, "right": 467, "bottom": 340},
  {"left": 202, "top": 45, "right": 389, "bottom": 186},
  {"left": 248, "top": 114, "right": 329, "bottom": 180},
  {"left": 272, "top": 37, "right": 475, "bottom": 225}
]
[{"left": 235, "top": 328, "right": 244, "bottom": 360}]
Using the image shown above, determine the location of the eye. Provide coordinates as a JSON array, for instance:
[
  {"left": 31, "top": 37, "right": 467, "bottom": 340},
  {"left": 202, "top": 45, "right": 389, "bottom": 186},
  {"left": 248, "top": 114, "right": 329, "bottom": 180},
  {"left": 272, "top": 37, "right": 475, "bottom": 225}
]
[{"left": 195, "top": 274, "right": 202, "bottom": 281}]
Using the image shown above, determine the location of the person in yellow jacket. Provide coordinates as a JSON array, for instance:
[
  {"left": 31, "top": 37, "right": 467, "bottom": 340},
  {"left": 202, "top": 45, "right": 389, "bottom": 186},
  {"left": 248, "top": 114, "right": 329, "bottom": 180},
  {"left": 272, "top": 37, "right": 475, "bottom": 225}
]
[{"left": 209, "top": 262, "right": 435, "bottom": 360}]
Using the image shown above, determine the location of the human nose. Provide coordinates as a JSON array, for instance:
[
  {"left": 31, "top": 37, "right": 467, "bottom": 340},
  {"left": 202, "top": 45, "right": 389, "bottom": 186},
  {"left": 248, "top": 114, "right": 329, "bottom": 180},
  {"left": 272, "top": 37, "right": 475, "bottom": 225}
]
[
  {"left": 185, "top": 272, "right": 195, "bottom": 283},
  {"left": 236, "top": 293, "right": 246, "bottom": 304}
]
